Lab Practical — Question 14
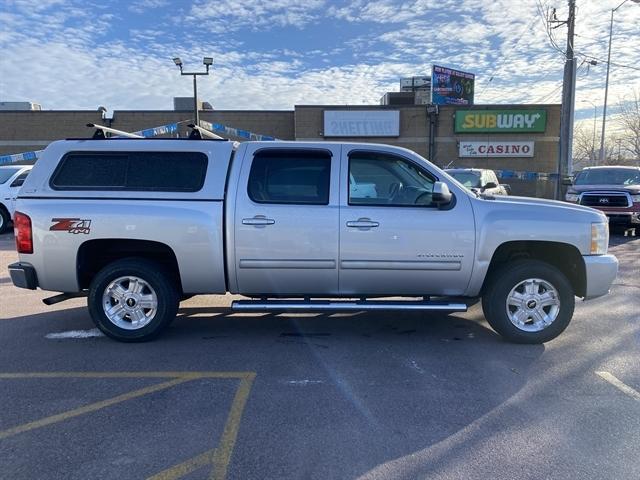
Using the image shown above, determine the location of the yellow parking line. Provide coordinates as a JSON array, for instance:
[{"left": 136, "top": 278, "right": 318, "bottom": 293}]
[
  {"left": 0, "top": 377, "right": 191, "bottom": 440},
  {"left": 147, "top": 372, "right": 256, "bottom": 480},
  {"left": 211, "top": 372, "right": 256, "bottom": 480},
  {"left": 147, "top": 449, "right": 217, "bottom": 480},
  {"left": 1, "top": 371, "right": 257, "bottom": 480},
  {"left": 596, "top": 371, "right": 640, "bottom": 402}
]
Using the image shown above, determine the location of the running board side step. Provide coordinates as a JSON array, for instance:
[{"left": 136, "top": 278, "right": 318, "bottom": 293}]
[{"left": 231, "top": 300, "right": 467, "bottom": 312}]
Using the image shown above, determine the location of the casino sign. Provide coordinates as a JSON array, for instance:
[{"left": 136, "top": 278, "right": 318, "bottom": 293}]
[{"left": 459, "top": 141, "right": 535, "bottom": 157}]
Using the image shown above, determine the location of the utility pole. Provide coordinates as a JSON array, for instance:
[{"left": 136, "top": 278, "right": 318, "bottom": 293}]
[{"left": 556, "top": 0, "right": 576, "bottom": 200}]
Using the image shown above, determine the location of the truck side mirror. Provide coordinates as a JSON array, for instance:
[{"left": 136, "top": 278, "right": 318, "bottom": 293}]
[
  {"left": 432, "top": 181, "right": 452, "bottom": 206},
  {"left": 483, "top": 181, "right": 498, "bottom": 190},
  {"left": 562, "top": 176, "right": 573, "bottom": 186}
]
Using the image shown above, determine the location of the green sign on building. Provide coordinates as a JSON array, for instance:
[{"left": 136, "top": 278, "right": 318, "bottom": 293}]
[{"left": 455, "top": 109, "right": 547, "bottom": 133}]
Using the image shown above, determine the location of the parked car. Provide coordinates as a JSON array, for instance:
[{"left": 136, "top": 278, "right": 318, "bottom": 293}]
[
  {"left": 445, "top": 168, "right": 509, "bottom": 196},
  {"left": 9, "top": 138, "right": 617, "bottom": 344},
  {"left": 565, "top": 166, "right": 640, "bottom": 228},
  {"left": 0, "top": 164, "right": 32, "bottom": 233}
]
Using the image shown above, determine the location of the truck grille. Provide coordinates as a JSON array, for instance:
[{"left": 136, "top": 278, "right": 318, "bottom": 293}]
[{"left": 580, "top": 193, "right": 630, "bottom": 208}]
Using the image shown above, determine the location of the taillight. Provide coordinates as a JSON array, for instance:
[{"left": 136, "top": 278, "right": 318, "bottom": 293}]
[{"left": 14, "top": 211, "right": 33, "bottom": 254}]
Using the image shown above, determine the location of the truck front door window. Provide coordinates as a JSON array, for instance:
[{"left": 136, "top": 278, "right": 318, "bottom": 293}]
[{"left": 349, "top": 154, "right": 435, "bottom": 206}]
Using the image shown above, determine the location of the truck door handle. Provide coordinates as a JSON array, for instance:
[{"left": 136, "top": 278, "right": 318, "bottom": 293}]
[
  {"left": 346, "top": 218, "right": 379, "bottom": 228},
  {"left": 242, "top": 216, "right": 275, "bottom": 226}
]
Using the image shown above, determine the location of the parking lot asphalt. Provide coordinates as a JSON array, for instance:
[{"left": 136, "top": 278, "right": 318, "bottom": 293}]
[{"left": 0, "top": 230, "right": 638, "bottom": 480}]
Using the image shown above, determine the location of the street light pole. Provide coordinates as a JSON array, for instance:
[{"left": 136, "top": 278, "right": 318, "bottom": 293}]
[
  {"left": 599, "top": 0, "right": 640, "bottom": 163},
  {"left": 172, "top": 57, "right": 213, "bottom": 128},
  {"left": 192, "top": 73, "right": 199, "bottom": 127}
]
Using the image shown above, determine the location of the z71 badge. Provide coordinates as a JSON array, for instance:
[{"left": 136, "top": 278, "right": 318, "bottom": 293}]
[{"left": 50, "top": 218, "right": 92, "bottom": 234}]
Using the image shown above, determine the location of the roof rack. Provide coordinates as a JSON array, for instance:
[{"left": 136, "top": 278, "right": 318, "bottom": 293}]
[
  {"left": 83, "top": 123, "right": 230, "bottom": 142},
  {"left": 187, "top": 123, "right": 224, "bottom": 140},
  {"left": 87, "top": 123, "right": 143, "bottom": 139}
]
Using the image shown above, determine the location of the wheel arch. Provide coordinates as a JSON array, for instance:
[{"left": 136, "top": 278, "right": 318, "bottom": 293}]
[
  {"left": 0, "top": 202, "right": 9, "bottom": 218},
  {"left": 0, "top": 203, "right": 10, "bottom": 232},
  {"left": 76, "top": 239, "right": 182, "bottom": 293},
  {"left": 482, "top": 240, "right": 586, "bottom": 298}
]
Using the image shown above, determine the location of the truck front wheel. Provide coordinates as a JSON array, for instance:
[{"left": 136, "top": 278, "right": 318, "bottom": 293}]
[
  {"left": 482, "top": 260, "right": 575, "bottom": 344},
  {"left": 88, "top": 258, "right": 179, "bottom": 342}
]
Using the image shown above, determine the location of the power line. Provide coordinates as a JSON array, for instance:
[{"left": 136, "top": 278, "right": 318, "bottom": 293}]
[
  {"left": 536, "top": 0, "right": 569, "bottom": 58},
  {"left": 533, "top": 60, "right": 589, "bottom": 104},
  {"left": 576, "top": 52, "right": 640, "bottom": 71}
]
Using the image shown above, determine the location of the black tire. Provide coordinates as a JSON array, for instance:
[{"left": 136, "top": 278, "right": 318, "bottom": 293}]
[
  {"left": 0, "top": 206, "right": 10, "bottom": 234},
  {"left": 482, "top": 259, "right": 575, "bottom": 344},
  {"left": 88, "top": 258, "right": 179, "bottom": 342}
]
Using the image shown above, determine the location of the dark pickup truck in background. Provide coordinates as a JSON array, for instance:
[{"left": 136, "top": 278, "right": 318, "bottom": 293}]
[{"left": 565, "top": 166, "right": 640, "bottom": 228}]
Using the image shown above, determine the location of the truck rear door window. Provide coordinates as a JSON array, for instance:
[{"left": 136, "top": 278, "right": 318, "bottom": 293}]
[
  {"left": 248, "top": 150, "right": 331, "bottom": 205},
  {"left": 51, "top": 152, "right": 208, "bottom": 192}
]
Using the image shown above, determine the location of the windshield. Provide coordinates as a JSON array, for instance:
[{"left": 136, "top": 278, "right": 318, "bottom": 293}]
[
  {"left": 447, "top": 171, "right": 481, "bottom": 188},
  {"left": 0, "top": 167, "right": 21, "bottom": 184},
  {"left": 574, "top": 168, "right": 640, "bottom": 186}
]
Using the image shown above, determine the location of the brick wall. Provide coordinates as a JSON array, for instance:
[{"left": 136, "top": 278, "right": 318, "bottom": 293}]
[{"left": 0, "top": 111, "right": 104, "bottom": 156}]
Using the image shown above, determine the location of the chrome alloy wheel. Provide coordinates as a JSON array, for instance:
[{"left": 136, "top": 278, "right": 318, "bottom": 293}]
[
  {"left": 102, "top": 276, "right": 158, "bottom": 330},
  {"left": 505, "top": 278, "right": 561, "bottom": 332}
]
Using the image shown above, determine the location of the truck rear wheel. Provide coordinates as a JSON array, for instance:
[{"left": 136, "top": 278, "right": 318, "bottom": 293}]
[
  {"left": 88, "top": 258, "right": 179, "bottom": 342},
  {"left": 482, "top": 260, "right": 575, "bottom": 344}
]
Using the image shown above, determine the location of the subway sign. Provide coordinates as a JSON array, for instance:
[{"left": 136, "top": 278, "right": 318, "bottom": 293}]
[{"left": 455, "top": 109, "right": 547, "bottom": 133}]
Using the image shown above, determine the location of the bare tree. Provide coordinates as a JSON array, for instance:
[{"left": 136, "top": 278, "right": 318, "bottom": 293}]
[
  {"left": 616, "top": 90, "right": 640, "bottom": 164},
  {"left": 572, "top": 124, "right": 596, "bottom": 170}
]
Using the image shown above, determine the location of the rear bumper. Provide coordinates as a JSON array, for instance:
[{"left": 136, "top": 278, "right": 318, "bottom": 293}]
[
  {"left": 583, "top": 254, "right": 618, "bottom": 300},
  {"left": 8, "top": 262, "right": 38, "bottom": 290}
]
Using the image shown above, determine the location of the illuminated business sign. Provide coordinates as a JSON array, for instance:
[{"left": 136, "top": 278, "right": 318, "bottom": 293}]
[
  {"left": 431, "top": 65, "right": 475, "bottom": 105},
  {"left": 323, "top": 110, "right": 400, "bottom": 137},
  {"left": 455, "top": 109, "right": 547, "bottom": 133},
  {"left": 459, "top": 141, "right": 535, "bottom": 158}
]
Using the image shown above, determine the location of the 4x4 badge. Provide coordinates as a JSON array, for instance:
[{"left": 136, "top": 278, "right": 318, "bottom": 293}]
[{"left": 50, "top": 218, "right": 92, "bottom": 234}]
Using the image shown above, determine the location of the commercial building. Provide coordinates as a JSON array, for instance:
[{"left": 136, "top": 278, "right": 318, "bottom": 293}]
[{"left": 0, "top": 102, "right": 560, "bottom": 197}]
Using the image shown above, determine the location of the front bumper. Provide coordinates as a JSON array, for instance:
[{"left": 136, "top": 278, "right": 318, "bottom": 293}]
[
  {"left": 583, "top": 254, "right": 618, "bottom": 300},
  {"left": 604, "top": 211, "right": 640, "bottom": 225},
  {"left": 8, "top": 262, "right": 38, "bottom": 290}
]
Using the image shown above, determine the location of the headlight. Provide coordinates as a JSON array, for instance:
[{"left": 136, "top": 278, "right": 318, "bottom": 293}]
[
  {"left": 565, "top": 193, "right": 579, "bottom": 202},
  {"left": 590, "top": 222, "right": 609, "bottom": 255},
  {"left": 631, "top": 194, "right": 640, "bottom": 203}
]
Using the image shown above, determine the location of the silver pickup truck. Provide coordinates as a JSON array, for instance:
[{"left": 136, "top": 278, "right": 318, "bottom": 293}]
[{"left": 8, "top": 138, "right": 618, "bottom": 343}]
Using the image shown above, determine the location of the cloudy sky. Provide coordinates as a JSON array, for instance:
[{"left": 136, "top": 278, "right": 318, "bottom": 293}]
[{"left": 0, "top": 0, "right": 638, "bottom": 125}]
